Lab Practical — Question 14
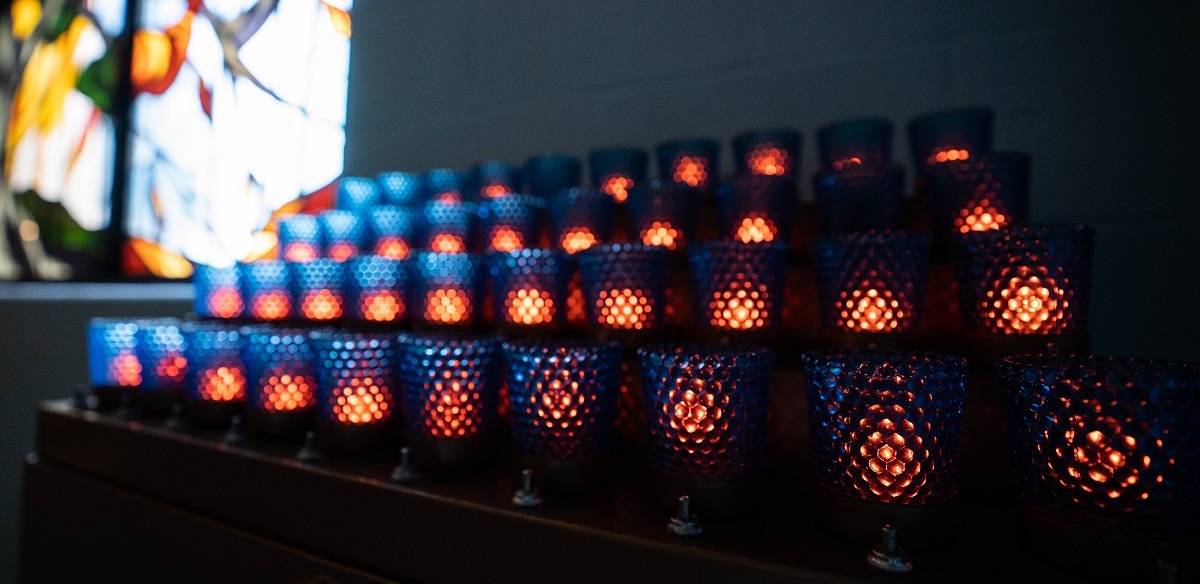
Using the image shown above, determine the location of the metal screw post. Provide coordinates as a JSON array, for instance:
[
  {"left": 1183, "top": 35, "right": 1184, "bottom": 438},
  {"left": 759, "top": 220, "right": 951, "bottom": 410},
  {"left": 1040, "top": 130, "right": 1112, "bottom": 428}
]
[
  {"left": 867, "top": 524, "right": 913, "bottom": 574},
  {"left": 296, "top": 430, "right": 323, "bottom": 462},
  {"left": 223, "top": 415, "right": 245, "bottom": 445},
  {"left": 511, "top": 468, "right": 544, "bottom": 507},
  {"left": 667, "top": 495, "right": 703, "bottom": 537},
  {"left": 390, "top": 446, "right": 420, "bottom": 483}
]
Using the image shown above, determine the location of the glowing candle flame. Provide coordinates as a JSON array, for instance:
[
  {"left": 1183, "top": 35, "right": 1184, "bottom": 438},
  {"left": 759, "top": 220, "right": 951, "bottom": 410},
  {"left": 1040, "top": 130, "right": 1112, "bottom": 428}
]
[
  {"left": 838, "top": 287, "right": 905, "bottom": 332},
  {"left": 989, "top": 271, "right": 1065, "bottom": 333},
  {"left": 831, "top": 157, "right": 862, "bottom": 171},
  {"left": 197, "top": 365, "right": 246, "bottom": 402},
  {"left": 360, "top": 290, "right": 404, "bottom": 322},
  {"left": 157, "top": 355, "right": 187, "bottom": 383},
  {"left": 333, "top": 376, "right": 389, "bottom": 424},
  {"left": 710, "top": 281, "right": 768, "bottom": 330},
  {"left": 251, "top": 291, "right": 291, "bottom": 321},
  {"left": 561, "top": 228, "right": 598, "bottom": 254},
  {"left": 283, "top": 242, "right": 318, "bottom": 262},
  {"left": 928, "top": 148, "right": 970, "bottom": 165},
  {"left": 207, "top": 288, "right": 243, "bottom": 318},
  {"left": 431, "top": 233, "right": 465, "bottom": 253},
  {"left": 1062, "top": 416, "right": 1148, "bottom": 498},
  {"left": 597, "top": 288, "right": 651, "bottom": 330},
  {"left": 736, "top": 215, "right": 776, "bottom": 243},
  {"left": 302, "top": 289, "right": 343, "bottom": 320},
  {"left": 112, "top": 350, "right": 142, "bottom": 386},
  {"left": 262, "top": 372, "right": 314, "bottom": 412},
  {"left": 640, "top": 221, "right": 681, "bottom": 249},
  {"left": 427, "top": 378, "right": 482, "bottom": 438},
  {"left": 857, "top": 404, "right": 923, "bottom": 499},
  {"left": 425, "top": 288, "right": 470, "bottom": 324},
  {"left": 956, "top": 191, "right": 1008, "bottom": 233},
  {"left": 375, "top": 238, "right": 411, "bottom": 260},
  {"left": 669, "top": 379, "right": 722, "bottom": 441},
  {"left": 673, "top": 156, "right": 709, "bottom": 188},
  {"left": 507, "top": 287, "right": 554, "bottom": 325},
  {"left": 747, "top": 144, "right": 789, "bottom": 176},
  {"left": 600, "top": 173, "right": 633, "bottom": 203},
  {"left": 327, "top": 242, "right": 357, "bottom": 262},
  {"left": 489, "top": 226, "right": 524, "bottom": 252},
  {"left": 483, "top": 184, "right": 510, "bottom": 198},
  {"left": 434, "top": 191, "right": 461, "bottom": 203}
]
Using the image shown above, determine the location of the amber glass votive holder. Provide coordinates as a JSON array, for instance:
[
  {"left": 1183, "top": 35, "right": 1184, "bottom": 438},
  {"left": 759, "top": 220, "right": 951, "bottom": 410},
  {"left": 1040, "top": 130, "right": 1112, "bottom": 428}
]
[
  {"left": 803, "top": 349, "right": 968, "bottom": 548},
  {"left": 997, "top": 355, "right": 1200, "bottom": 578}
]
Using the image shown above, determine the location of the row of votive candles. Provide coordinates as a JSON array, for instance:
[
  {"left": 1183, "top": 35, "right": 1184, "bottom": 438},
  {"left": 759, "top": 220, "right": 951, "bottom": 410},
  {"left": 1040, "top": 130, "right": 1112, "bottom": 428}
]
[
  {"left": 344, "top": 107, "right": 996, "bottom": 205},
  {"left": 86, "top": 320, "right": 1199, "bottom": 539},
  {"left": 200, "top": 224, "right": 1093, "bottom": 338}
]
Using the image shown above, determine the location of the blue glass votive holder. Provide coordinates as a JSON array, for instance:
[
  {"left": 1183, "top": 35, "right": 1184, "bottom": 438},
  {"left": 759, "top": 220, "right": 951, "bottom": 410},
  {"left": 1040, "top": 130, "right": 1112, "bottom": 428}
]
[
  {"left": 289, "top": 259, "right": 346, "bottom": 323},
  {"left": 688, "top": 242, "right": 789, "bottom": 334},
  {"left": 715, "top": 175, "right": 796, "bottom": 244},
  {"left": 337, "top": 176, "right": 382, "bottom": 213},
  {"left": 578, "top": 243, "right": 669, "bottom": 334},
  {"left": 479, "top": 193, "right": 546, "bottom": 253},
  {"left": 629, "top": 180, "right": 695, "bottom": 251},
  {"left": 181, "top": 322, "right": 245, "bottom": 425},
  {"left": 473, "top": 160, "right": 522, "bottom": 200},
  {"left": 656, "top": 138, "right": 719, "bottom": 190},
  {"left": 87, "top": 318, "right": 142, "bottom": 407},
  {"left": 489, "top": 249, "right": 571, "bottom": 331},
  {"left": 503, "top": 339, "right": 622, "bottom": 490},
  {"left": 928, "top": 152, "right": 1031, "bottom": 248},
  {"left": 376, "top": 171, "right": 424, "bottom": 206},
  {"left": 239, "top": 260, "right": 293, "bottom": 322},
  {"left": 953, "top": 224, "right": 1094, "bottom": 339},
  {"left": 240, "top": 325, "right": 317, "bottom": 436},
  {"left": 410, "top": 252, "right": 484, "bottom": 328},
  {"left": 996, "top": 355, "right": 1200, "bottom": 577},
  {"left": 640, "top": 344, "right": 774, "bottom": 518},
  {"left": 134, "top": 318, "right": 188, "bottom": 415},
  {"left": 277, "top": 214, "right": 321, "bottom": 262},
  {"left": 424, "top": 168, "right": 472, "bottom": 203},
  {"left": 310, "top": 330, "right": 398, "bottom": 451},
  {"left": 318, "top": 209, "right": 366, "bottom": 262},
  {"left": 524, "top": 154, "right": 582, "bottom": 200},
  {"left": 422, "top": 200, "right": 476, "bottom": 253},
  {"left": 812, "top": 231, "right": 930, "bottom": 340},
  {"left": 732, "top": 128, "right": 801, "bottom": 178},
  {"left": 365, "top": 205, "right": 419, "bottom": 260},
  {"left": 551, "top": 187, "right": 615, "bottom": 255},
  {"left": 813, "top": 164, "right": 906, "bottom": 235},
  {"left": 346, "top": 255, "right": 408, "bottom": 325},
  {"left": 908, "top": 107, "right": 994, "bottom": 180},
  {"left": 817, "top": 117, "right": 894, "bottom": 171},
  {"left": 193, "top": 264, "right": 243, "bottom": 319},
  {"left": 397, "top": 333, "right": 503, "bottom": 468},
  {"left": 803, "top": 349, "right": 968, "bottom": 547},
  {"left": 588, "top": 146, "right": 648, "bottom": 204}
]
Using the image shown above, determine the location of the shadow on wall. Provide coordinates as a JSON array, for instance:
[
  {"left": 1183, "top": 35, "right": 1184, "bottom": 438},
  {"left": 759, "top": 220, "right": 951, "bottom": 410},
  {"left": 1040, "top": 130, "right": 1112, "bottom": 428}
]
[{"left": 0, "top": 283, "right": 191, "bottom": 583}]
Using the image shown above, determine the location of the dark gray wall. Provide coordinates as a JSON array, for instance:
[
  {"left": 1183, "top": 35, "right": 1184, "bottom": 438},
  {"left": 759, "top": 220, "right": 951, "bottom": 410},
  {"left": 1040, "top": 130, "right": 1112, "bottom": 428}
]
[
  {"left": 346, "top": 1, "right": 1200, "bottom": 361},
  {"left": 0, "top": 285, "right": 190, "bottom": 582}
]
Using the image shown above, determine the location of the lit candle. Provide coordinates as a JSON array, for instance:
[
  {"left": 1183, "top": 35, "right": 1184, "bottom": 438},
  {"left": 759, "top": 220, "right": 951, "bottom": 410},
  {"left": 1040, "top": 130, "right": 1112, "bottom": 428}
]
[
  {"left": 423, "top": 200, "right": 475, "bottom": 253},
  {"left": 278, "top": 214, "right": 322, "bottom": 262},
  {"left": 411, "top": 252, "right": 483, "bottom": 327},
  {"left": 289, "top": 259, "right": 346, "bottom": 322},
  {"left": 630, "top": 180, "right": 694, "bottom": 251},
  {"left": 733, "top": 129, "right": 800, "bottom": 178},
  {"left": 366, "top": 204, "right": 418, "bottom": 260},
  {"left": 241, "top": 325, "right": 316, "bottom": 435},
  {"left": 996, "top": 355, "right": 1199, "bottom": 537},
  {"left": 579, "top": 243, "right": 668, "bottom": 332},
  {"left": 489, "top": 249, "right": 569, "bottom": 330},
  {"left": 424, "top": 168, "right": 470, "bottom": 203},
  {"left": 552, "top": 188, "right": 615, "bottom": 255},
  {"left": 311, "top": 331, "right": 398, "bottom": 450},
  {"left": 688, "top": 241, "right": 788, "bottom": 333},
  {"left": 134, "top": 318, "right": 188, "bottom": 415},
  {"left": 239, "top": 260, "right": 293, "bottom": 321},
  {"left": 929, "top": 152, "right": 1031, "bottom": 248},
  {"left": 561, "top": 229, "right": 598, "bottom": 254},
  {"left": 955, "top": 224, "right": 1093, "bottom": 336},
  {"left": 803, "top": 349, "right": 967, "bottom": 505},
  {"left": 87, "top": 318, "right": 143, "bottom": 407},
  {"left": 347, "top": 255, "right": 407, "bottom": 324},
  {"left": 656, "top": 138, "right": 719, "bottom": 190},
  {"left": 320, "top": 209, "right": 365, "bottom": 262},
  {"left": 716, "top": 175, "right": 796, "bottom": 245},
  {"left": 193, "top": 264, "right": 244, "bottom": 319},
  {"left": 907, "top": 107, "right": 993, "bottom": 180},
  {"left": 182, "top": 323, "right": 245, "bottom": 425},
  {"left": 481, "top": 194, "right": 545, "bottom": 253},
  {"left": 813, "top": 231, "right": 929, "bottom": 336},
  {"left": 589, "top": 147, "right": 648, "bottom": 204},
  {"left": 474, "top": 160, "right": 522, "bottom": 199}
]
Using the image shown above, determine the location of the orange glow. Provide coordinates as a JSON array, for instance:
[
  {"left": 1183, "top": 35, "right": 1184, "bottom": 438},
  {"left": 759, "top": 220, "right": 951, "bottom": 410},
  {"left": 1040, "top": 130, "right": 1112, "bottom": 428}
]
[
  {"left": 567, "top": 275, "right": 587, "bottom": 325},
  {"left": 736, "top": 215, "right": 777, "bottom": 243},
  {"left": 506, "top": 287, "right": 554, "bottom": 326},
  {"left": 426, "top": 379, "right": 481, "bottom": 438},
  {"left": 928, "top": 148, "right": 970, "bottom": 165},
  {"left": 561, "top": 229, "right": 598, "bottom": 254},
  {"left": 434, "top": 192, "right": 461, "bottom": 203},
  {"left": 489, "top": 226, "right": 524, "bottom": 252},
  {"left": 988, "top": 271, "right": 1065, "bottom": 333},
  {"left": 251, "top": 291, "right": 291, "bottom": 321},
  {"left": 669, "top": 379, "right": 722, "bottom": 441},
  {"left": 838, "top": 287, "right": 905, "bottom": 332},
  {"left": 640, "top": 221, "right": 681, "bottom": 249},
  {"left": 857, "top": 405, "right": 922, "bottom": 500},
  {"left": 425, "top": 288, "right": 471, "bottom": 324},
  {"left": 360, "top": 290, "right": 404, "bottom": 322},
  {"left": 1061, "top": 417, "right": 1148, "bottom": 498},
  {"left": 302, "top": 289, "right": 344, "bottom": 320},
  {"left": 956, "top": 192, "right": 1008, "bottom": 233},
  {"left": 831, "top": 157, "right": 862, "bottom": 171},
  {"left": 673, "top": 156, "right": 709, "bottom": 187},
  {"left": 747, "top": 144, "right": 789, "bottom": 176},
  {"left": 375, "top": 237, "right": 411, "bottom": 260},
  {"left": 710, "top": 281, "right": 768, "bottom": 330},
  {"left": 262, "top": 372, "right": 314, "bottom": 412},
  {"left": 483, "top": 184, "right": 510, "bottom": 198},
  {"left": 600, "top": 174, "right": 633, "bottom": 203},
  {"left": 197, "top": 366, "right": 246, "bottom": 402},
  {"left": 327, "top": 242, "right": 356, "bottom": 262},
  {"left": 156, "top": 355, "right": 187, "bottom": 384},
  {"left": 597, "top": 288, "right": 652, "bottom": 330},
  {"left": 112, "top": 350, "right": 142, "bottom": 386},
  {"left": 333, "top": 377, "right": 390, "bottom": 424},
  {"left": 430, "top": 233, "right": 465, "bottom": 253},
  {"left": 283, "top": 242, "right": 318, "bottom": 262},
  {"left": 207, "top": 288, "right": 243, "bottom": 319}
]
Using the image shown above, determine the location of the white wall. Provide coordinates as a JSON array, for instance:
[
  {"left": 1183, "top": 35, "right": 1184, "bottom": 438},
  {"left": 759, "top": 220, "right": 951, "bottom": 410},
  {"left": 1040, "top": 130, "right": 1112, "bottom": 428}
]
[{"left": 344, "top": 1, "right": 1200, "bottom": 360}]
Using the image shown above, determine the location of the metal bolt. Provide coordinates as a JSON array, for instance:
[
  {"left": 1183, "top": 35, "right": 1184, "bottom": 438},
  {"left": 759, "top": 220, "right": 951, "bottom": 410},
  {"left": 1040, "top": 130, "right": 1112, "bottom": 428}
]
[
  {"left": 296, "top": 430, "right": 323, "bottom": 462},
  {"left": 667, "top": 495, "right": 703, "bottom": 537},
  {"left": 165, "top": 402, "right": 187, "bottom": 432},
  {"left": 223, "top": 414, "right": 245, "bottom": 445},
  {"left": 390, "top": 446, "right": 420, "bottom": 483},
  {"left": 867, "top": 524, "right": 913, "bottom": 574},
  {"left": 511, "top": 468, "right": 544, "bottom": 507}
]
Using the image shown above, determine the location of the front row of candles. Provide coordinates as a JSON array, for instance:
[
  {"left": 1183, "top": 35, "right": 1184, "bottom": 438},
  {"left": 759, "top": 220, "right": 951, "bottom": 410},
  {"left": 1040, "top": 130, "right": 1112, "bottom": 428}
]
[{"left": 87, "top": 318, "right": 1199, "bottom": 543}]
